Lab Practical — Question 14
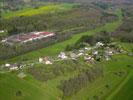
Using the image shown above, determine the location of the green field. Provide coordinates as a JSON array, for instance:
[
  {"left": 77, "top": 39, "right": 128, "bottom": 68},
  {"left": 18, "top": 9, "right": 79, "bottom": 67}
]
[
  {"left": 120, "top": 43, "right": 133, "bottom": 52},
  {"left": 0, "top": 73, "right": 56, "bottom": 100},
  {"left": 0, "top": 59, "right": 89, "bottom": 100},
  {"left": 0, "top": 2, "right": 133, "bottom": 100},
  {"left": 0, "top": 9, "right": 122, "bottom": 64},
  {"left": 2, "top": 3, "right": 75, "bottom": 19},
  {"left": 0, "top": 54, "right": 132, "bottom": 100},
  {"left": 111, "top": 73, "right": 133, "bottom": 100},
  {"left": 65, "top": 54, "right": 133, "bottom": 100}
]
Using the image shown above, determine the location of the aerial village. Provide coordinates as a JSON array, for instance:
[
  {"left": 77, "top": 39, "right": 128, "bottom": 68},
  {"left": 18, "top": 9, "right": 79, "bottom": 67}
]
[
  {"left": 0, "top": 39, "right": 129, "bottom": 73},
  {"left": 0, "top": 30, "right": 132, "bottom": 73}
]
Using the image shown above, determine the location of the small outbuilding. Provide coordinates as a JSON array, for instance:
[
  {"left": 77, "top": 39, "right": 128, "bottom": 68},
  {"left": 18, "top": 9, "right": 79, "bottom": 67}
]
[{"left": 58, "top": 52, "right": 68, "bottom": 60}]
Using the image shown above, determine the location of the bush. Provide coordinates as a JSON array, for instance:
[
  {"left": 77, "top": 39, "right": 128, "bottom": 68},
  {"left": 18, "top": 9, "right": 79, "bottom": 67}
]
[{"left": 16, "top": 90, "right": 22, "bottom": 96}]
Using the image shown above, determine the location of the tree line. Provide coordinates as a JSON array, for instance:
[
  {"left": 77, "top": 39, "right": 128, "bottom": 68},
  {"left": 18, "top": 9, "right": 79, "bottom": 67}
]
[
  {"left": 65, "top": 17, "right": 133, "bottom": 51},
  {"left": 58, "top": 66, "right": 103, "bottom": 97},
  {"left": 0, "top": 4, "right": 117, "bottom": 36},
  {"left": 27, "top": 60, "right": 84, "bottom": 81}
]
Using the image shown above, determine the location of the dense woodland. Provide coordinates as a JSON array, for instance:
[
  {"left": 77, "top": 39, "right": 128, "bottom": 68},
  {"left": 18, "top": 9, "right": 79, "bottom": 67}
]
[
  {"left": 0, "top": 4, "right": 117, "bottom": 36},
  {"left": 112, "top": 18, "right": 133, "bottom": 43},
  {"left": 65, "top": 18, "right": 133, "bottom": 51},
  {"left": 65, "top": 6, "right": 133, "bottom": 51}
]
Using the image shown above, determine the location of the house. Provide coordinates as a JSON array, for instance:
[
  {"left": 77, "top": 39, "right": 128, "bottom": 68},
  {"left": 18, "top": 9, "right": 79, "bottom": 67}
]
[
  {"left": 85, "top": 53, "right": 89, "bottom": 56},
  {"left": 104, "top": 48, "right": 114, "bottom": 60},
  {"left": 9, "top": 64, "right": 19, "bottom": 71},
  {"left": 58, "top": 52, "right": 68, "bottom": 60},
  {"left": 44, "top": 57, "right": 53, "bottom": 65},
  {"left": 84, "top": 47, "right": 91, "bottom": 51},
  {"left": 5, "top": 63, "right": 11, "bottom": 67},
  {"left": 105, "top": 48, "right": 114, "bottom": 56},
  {"left": 39, "top": 57, "right": 53, "bottom": 64},
  {"left": 84, "top": 55, "right": 95, "bottom": 64},
  {"left": 84, "top": 55, "right": 92, "bottom": 61},
  {"left": 19, "top": 65, "right": 24, "bottom": 69},
  {"left": 93, "top": 51, "right": 98, "bottom": 55},
  {"left": 39, "top": 57, "right": 43, "bottom": 63},
  {"left": 1, "top": 38, "right": 7, "bottom": 43},
  {"left": 77, "top": 53, "right": 84, "bottom": 57},
  {"left": 45, "top": 60, "right": 52, "bottom": 64},
  {"left": 95, "top": 42, "right": 104, "bottom": 48}
]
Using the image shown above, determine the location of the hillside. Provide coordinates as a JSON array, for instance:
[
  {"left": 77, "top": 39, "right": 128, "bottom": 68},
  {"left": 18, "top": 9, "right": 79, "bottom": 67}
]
[
  {"left": 3, "top": 0, "right": 133, "bottom": 4},
  {"left": 0, "top": 3, "right": 118, "bottom": 61},
  {"left": 0, "top": 73, "right": 56, "bottom": 100},
  {"left": 1, "top": 0, "right": 133, "bottom": 11},
  {"left": 0, "top": 1, "right": 133, "bottom": 100}
]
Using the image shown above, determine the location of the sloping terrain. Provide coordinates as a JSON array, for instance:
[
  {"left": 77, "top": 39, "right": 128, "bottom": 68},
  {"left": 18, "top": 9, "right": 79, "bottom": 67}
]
[
  {"left": 1, "top": 3, "right": 75, "bottom": 19},
  {"left": 0, "top": 46, "right": 132, "bottom": 100},
  {"left": 112, "top": 74, "right": 133, "bottom": 100},
  {"left": 0, "top": 73, "right": 56, "bottom": 100},
  {"left": 0, "top": 9, "right": 122, "bottom": 64},
  {"left": 0, "top": 1, "right": 133, "bottom": 100},
  {"left": 0, "top": 3, "right": 118, "bottom": 62}
]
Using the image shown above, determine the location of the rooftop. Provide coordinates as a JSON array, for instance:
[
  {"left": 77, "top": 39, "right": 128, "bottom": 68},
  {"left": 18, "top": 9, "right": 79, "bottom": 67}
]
[{"left": 1, "top": 31, "right": 55, "bottom": 44}]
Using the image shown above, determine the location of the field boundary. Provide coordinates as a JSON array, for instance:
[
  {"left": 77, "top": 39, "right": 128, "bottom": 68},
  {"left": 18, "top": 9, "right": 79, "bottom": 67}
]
[{"left": 106, "top": 71, "right": 131, "bottom": 100}]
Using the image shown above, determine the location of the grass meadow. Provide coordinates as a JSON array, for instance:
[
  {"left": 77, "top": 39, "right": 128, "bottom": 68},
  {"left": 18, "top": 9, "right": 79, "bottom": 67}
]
[{"left": 2, "top": 3, "right": 75, "bottom": 19}]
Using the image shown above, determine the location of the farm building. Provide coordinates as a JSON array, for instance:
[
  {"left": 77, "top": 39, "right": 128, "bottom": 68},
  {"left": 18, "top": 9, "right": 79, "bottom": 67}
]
[
  {"left": 39, "top": 57, "right": 53, "bottom": 65},
  {"left": 58, "top": 52, "right": 68, "bottom": 60},
  {"left": 1, "top": 31, "right": 55, "bottom": 45},
  {"left": 4, "top": 63, "right": 19, "bottom": 71}
]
